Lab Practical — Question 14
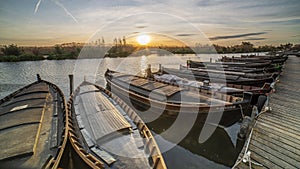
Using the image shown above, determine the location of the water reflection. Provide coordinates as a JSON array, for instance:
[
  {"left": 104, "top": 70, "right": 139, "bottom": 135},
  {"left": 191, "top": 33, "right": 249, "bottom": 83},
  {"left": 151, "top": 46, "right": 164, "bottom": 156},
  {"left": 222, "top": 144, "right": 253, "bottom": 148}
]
[
  {"left": 140, "top": 55, "right": 148, "bottom": 76},
  {"left": 146, "top": 113, "right": 244, "bottom": 168}
]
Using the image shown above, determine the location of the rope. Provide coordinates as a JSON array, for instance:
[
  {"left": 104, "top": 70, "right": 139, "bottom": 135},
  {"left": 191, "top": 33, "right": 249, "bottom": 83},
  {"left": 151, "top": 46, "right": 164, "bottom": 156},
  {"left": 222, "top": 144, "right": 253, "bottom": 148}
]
[
  {"left": 232, "top": 121, "right": 264, "bottom": 169},
  {"left": 232, "top": 126, "right": 254, "bottom": 168}
]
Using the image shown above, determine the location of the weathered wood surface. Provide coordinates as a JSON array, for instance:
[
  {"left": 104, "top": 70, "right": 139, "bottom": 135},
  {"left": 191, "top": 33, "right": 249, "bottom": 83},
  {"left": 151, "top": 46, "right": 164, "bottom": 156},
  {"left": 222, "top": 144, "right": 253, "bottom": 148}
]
[
  {"left": 72, "top": 84, "right": 157, "bottom": 168},
  {"left": 0, "top": 83, "right": 49, "bottom": 161},
  {"left": 130, "top": 78, "right": 151, "bottom": 87},
  {"left": 0, "top": 81, "right": 67, "bottom": 169},
  {"left": 75, "top": 85, "right": 131, "bottom": 141},
  {"left": 235, "top": 56, "right": 300, "bottom": 168},
  {"left": 142, "top": 82, "right": 168, "bottom": 91}
]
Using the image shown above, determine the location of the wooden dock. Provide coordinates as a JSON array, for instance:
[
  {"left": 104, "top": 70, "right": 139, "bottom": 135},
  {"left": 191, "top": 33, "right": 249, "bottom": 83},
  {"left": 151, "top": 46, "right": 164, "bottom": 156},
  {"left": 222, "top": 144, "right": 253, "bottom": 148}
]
[{"left": 234, "top": 56, "right": 300, "bottom": 169}]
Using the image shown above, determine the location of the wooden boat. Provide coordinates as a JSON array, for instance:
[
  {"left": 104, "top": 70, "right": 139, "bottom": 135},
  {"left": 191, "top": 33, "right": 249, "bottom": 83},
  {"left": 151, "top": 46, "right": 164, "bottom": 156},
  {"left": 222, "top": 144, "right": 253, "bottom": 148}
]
[
  {"left": 153, "top": 73, "right": 272, "bottom": 105},
  {"left": 186, "top": 60, "right": 282, "bottom": 73},
  {"left": 180, "top": 65, "right": 279, "bottom": 79},
  {"left": 219, "top": 55, "right": 287, "bottom": 64},
  {"left": 187, "top": 59, "right": 273, "bottom": 68},
  {"left": 105, "top": 69, "right": 254, "bottom": 127},
  {"left": 0, "top": 75, "right": 68, "bottom": 169},
  {"left": 67, "top": 81, "right": 167, "bottom": 169},
  {"left": 160, "top": 67, "right": 277, "bottom": 87},
  {"left": 240, "top": 54, "right": 288, "bottom": 60}
]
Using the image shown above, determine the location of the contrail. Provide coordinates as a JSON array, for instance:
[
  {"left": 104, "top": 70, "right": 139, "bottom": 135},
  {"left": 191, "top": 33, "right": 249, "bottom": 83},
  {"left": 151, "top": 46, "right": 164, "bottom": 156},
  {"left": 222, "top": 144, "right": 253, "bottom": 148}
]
[
  {"left": 34, "top": 0, "right": 42, "bottom": 14},
  {"left": 52, "top": 0, "right": 78, "bottom": 23}
]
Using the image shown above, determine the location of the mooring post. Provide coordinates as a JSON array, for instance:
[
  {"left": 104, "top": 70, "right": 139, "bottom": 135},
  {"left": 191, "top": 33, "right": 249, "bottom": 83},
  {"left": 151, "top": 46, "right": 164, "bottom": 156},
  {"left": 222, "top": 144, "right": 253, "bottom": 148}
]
[
  {"left": 146, "top": 64, "right": 154, "bottom": 78},
  {"left": 158, "top": 64, "right": 162, "bottom": 73},
  {"left": 36, "top": 74, "right": 42, "bottom": 82},
  {"left": 69, "top": 74, "right": 74, "bottom": 96}
]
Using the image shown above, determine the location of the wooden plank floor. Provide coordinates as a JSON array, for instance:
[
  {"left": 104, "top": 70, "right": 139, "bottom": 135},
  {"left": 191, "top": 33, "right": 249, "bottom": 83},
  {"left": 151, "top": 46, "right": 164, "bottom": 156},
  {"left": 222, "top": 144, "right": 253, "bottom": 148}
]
[{"left": 234, "top": 56, "right": 300, "bottom": 169}]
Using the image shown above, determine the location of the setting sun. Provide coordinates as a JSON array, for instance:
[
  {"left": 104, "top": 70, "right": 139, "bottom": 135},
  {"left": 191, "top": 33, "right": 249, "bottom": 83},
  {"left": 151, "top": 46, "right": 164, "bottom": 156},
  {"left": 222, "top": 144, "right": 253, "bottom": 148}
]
[{"left": 137, "top": 34, "right": 151, "bottom": 45}]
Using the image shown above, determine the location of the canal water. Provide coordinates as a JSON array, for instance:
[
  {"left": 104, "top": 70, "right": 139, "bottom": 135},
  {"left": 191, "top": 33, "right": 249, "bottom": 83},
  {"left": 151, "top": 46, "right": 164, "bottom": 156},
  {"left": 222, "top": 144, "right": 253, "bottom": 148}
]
[{"left": 0, "top": 54, "right": 249, "bottom": 168}]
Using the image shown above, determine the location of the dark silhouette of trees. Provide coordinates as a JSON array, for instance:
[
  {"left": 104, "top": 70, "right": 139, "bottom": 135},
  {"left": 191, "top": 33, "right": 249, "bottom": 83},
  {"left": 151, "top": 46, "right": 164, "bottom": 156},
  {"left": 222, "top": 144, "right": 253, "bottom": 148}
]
[
  {"left": 241, "top": 42, "right": 254, "bottom": 52},
  {"left": 54, "top": 45, "right": 63, "bottom": 54},
  {"left": 122, "top": 36, "right": 126, "bottom": 46},
  {"left": 1, "top": 44, "right": 23, "bottom": 56},
  {"left": 32, "top": 47, "right": 40, "bottom": 56},
  {"left": 278, "top": 43, "right": 293, "bottom": 51}
]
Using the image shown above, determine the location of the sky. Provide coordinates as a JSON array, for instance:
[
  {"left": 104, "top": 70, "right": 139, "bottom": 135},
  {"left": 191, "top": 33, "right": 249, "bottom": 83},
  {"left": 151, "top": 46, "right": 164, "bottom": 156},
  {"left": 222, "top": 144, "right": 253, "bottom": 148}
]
[{"left": 0, "top": 0, "right": 299, "bottom": 46}]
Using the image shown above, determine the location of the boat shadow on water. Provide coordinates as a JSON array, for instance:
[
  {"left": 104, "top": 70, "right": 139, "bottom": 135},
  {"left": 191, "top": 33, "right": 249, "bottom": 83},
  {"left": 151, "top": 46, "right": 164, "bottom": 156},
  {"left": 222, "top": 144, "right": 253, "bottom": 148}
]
[{"left": 146, "top": 113, "right": 245, "bottom": 168}]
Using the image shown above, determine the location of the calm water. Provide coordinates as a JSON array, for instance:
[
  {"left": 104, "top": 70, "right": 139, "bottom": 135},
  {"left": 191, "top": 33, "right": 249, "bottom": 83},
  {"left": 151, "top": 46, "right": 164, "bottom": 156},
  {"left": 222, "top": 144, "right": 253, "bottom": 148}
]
[{"left": 0, "top": 54, "right": 249, "bottom": 168}]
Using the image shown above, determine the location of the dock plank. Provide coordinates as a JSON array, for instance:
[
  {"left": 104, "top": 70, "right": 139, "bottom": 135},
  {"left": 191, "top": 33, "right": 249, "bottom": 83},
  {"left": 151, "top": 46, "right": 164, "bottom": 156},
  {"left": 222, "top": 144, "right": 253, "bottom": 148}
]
[
  {"left": 254, "top": 127, "right": 300, "bottom": 152},
  {"left": 248, "top": 150, "right": 281, "bottom": 169},
  {"left": 263, "top": 113, "right": 300, "bottom": 128},
  {"left": 258, "top": 115, "right": 300, "bottom": 133},
  {"left": 250, "top": 141, "right": 297, "bottom": 168},
  {"left": 252, "top": 136, "right": 300, "bottom": 163},
  {"left": 235, "top": 56, "right": 300, "bottom": 169}
]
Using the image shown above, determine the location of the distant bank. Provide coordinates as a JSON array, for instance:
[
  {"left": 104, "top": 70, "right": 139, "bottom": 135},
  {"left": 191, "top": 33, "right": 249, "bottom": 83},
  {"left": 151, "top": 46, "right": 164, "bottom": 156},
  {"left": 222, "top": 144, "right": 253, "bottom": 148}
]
[{"left": 1, "top": 42, "right": 299, "bottom": 62}]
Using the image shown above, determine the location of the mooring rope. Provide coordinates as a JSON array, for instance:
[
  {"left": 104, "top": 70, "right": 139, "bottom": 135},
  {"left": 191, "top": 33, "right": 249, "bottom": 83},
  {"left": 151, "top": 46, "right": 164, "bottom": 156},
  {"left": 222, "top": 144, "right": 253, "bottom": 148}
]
[{"left": 232, "top": 120, "right": 263, "bottom": 169}]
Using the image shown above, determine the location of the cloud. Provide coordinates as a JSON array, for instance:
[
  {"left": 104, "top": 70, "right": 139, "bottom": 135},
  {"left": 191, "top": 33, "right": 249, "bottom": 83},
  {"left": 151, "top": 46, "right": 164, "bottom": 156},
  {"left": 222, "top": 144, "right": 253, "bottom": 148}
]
[
  {"left": 291, "top": 34, "right": 300, "bottom": 37},
  {"left": 244, "top": 37, "right": 267, "bottom": 41},
  {"left": 210, "top": 32, "right": 267, "bottom": 40},
  {"left": 135, "top": 25, "right": 147, "bottom": 29},
  {"left": 176, "top": 33, "right": 196, "bottom": 37}
]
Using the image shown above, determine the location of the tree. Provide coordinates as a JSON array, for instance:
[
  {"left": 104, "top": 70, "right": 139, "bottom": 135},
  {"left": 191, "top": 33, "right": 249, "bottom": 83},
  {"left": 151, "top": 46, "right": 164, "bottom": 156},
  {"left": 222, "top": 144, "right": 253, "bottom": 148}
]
[
  {"left": 241, "top": 42, "right": 254, "bottom": 52},
  {"left": 1, "top": 44, "right": 23, "bottom": 56},
  {"left": 113, "top": 38, "right": 118, "bottom": 46},
  {"left": 54, "top": 45, "right": 63, "bottom": 54},
  {"left": 101, "top": 37, "right": 105, "bottom": 46},
  {"left": 118, "top": 38, "right": 122, "bottom": 46},
  {"left": 32, "top": 47, "right": 39, "bottom": 56},
  {"left": 122, "top": 36, "right": 126, "bottom": 46}
]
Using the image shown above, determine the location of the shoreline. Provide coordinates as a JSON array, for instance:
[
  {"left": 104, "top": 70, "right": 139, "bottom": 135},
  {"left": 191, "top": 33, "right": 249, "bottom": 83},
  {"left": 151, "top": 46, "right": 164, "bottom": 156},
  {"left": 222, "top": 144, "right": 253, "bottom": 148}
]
[{"left": 0, "top": 52, "right": 270, "bottom": 63}]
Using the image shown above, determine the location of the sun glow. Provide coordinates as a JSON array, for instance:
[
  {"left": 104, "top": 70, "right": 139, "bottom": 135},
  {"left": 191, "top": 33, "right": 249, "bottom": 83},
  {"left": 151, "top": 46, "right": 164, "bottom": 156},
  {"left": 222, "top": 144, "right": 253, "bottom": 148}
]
[{"left": 137, "top": 34, "right": 151, "bottom": 45}]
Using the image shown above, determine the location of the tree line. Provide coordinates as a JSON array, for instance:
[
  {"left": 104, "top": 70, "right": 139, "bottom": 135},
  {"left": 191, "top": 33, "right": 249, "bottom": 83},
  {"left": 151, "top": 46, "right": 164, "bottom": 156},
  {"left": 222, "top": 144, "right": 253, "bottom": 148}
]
[
  {"left": 1, "top": 41, "right": 299, "bottom": 62},
  {"left": 0, "top": 43, "right": 81, "bottom": 62}
]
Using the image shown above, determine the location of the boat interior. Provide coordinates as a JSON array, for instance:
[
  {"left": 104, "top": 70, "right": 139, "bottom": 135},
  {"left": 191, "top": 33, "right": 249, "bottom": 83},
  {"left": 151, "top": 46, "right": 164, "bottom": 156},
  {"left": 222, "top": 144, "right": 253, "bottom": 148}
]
[
  {"left": 0, "top": 81, "right": 65, "bottom": 168},
  {"left": 73, "top": 84, "right": 158, "bottom": 168}
]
